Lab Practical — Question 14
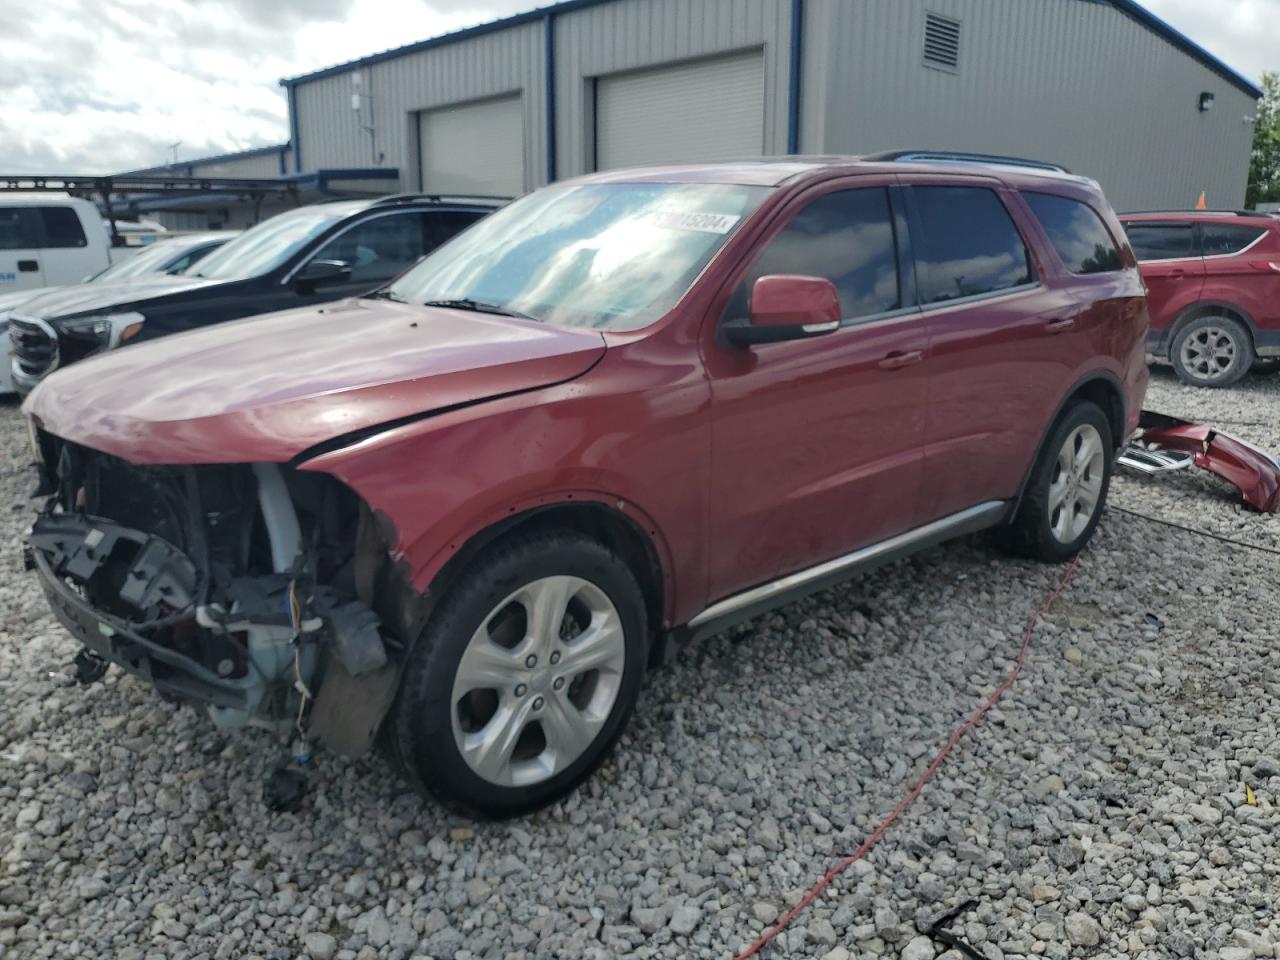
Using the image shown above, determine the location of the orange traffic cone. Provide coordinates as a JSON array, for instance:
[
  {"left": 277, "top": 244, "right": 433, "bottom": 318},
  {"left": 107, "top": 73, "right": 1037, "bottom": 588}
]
[{"left": 1195, "top": 191, "right": 1207, "bottom": 209}]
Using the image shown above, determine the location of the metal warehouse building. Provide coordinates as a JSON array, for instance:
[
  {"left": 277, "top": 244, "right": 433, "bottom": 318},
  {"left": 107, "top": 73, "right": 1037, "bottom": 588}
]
[{"left": 135, "top": 0, "right": 1262, "bottom": 226}]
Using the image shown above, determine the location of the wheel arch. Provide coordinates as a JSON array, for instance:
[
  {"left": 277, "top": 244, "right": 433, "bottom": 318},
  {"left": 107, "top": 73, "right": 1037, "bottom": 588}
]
[
  {"left": 1166, "top": 300, "right": 1258, "bottom": 358},
  {"left": 1009, "top": 371, "right": 1124, "bottom": 518},
  {"left": 421, "top": 499, "right": 671, "bottom": 665}
]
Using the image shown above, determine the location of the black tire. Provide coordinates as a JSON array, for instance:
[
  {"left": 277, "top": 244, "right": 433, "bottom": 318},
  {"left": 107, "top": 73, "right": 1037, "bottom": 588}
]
[
  {"left": 1251, "top": 358, "right": 1280, "bottom": 377},
  {"left": 392, "top": 530, "right": 648, "bottom": 818},
  {"left": 997, "top": 401, "right": 1113, "bottom": 562},
  {"left": 1169, "top": 315, "right": 1252, "bottom": 387}
]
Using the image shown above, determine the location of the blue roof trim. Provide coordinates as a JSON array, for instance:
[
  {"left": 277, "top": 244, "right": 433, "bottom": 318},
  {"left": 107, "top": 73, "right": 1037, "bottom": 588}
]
[
  {"left": 281, "top": 0, "right": 612, "bottom": 86},
  {"left": 1107, "top": 0, "right": 1261, "bottom": 99},
  {"left": 280, "top": 0, "right": 1262, "bottom": 101}
]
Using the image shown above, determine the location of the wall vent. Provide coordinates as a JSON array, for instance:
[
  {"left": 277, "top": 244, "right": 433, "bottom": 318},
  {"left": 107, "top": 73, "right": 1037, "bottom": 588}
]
[{"left": 923, "top": 13, "right": 961, "bottom": 72}]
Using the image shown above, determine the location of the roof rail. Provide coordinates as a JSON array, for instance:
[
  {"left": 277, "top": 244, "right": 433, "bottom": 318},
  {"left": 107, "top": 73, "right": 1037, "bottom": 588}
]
[
  {"left": 369, "top": 192, "right": 511, "bottom": 206},
  {"left": 1119, "top": 209, "right": 1275, "bottom": 218},
  {"left": 864, "top": 150, "right": 1071, "bottom": 174}
]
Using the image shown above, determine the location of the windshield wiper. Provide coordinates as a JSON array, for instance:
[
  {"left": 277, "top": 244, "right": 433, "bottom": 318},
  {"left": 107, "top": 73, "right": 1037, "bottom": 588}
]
[
  {"left": 366, "top": 289, "right": 408, "bottom": 303},
  {"left": 422, "top": 298, "right": 539, "bottom": 322}
]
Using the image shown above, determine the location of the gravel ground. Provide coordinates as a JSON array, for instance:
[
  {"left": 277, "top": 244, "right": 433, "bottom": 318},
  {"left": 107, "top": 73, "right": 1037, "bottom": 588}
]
[{"left": 2, "top": 366, "right": 1280, "bottom": 960}]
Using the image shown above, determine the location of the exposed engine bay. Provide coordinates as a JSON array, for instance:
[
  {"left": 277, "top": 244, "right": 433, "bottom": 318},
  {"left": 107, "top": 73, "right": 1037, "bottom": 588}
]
[{"left": 24, "top": 432, "right": 418, "bottom": 756}]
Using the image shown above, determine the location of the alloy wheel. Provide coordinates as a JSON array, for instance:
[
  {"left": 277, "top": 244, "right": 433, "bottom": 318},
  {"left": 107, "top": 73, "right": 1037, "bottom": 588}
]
[
  {"left": 450, "top": 576, "right": 626, "bottom": 787},
  {"left": 1180, "top": 325, "right": 1239, "bottom": 383},
  {"left": 1047, "top": 423, "right": 1105, "bottom": 543}
]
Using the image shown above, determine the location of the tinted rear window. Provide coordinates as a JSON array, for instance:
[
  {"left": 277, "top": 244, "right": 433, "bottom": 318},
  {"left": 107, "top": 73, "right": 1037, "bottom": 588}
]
[
  {"left": 1201, "top": 223, "right": 1267, "bottom": 256},
  {"left": 1123, "top": 222, "right": 1195, "bottom": 261},
  {"left": 1024, "top": 192, "right": 1122, "bottom": 274},
  {"left": 0, "top": 208, "right": 37, "bottom": 250},
  {"left": 39, "top": 207, "right": 88, "bottom": 248},
  {"left": 911, "top": 186, "right": 1033, "bottom": 304}
]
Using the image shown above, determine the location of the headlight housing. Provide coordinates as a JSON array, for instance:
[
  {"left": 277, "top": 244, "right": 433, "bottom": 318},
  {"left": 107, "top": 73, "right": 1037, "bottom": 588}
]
[{"left": 59, "top": 311, "right": 145, "bottom": 351}]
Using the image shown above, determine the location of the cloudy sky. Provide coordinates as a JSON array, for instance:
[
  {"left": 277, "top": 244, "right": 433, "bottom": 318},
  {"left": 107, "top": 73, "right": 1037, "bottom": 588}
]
[{"left": 0, "top": 0, "right": 1274, "bottom": 174}]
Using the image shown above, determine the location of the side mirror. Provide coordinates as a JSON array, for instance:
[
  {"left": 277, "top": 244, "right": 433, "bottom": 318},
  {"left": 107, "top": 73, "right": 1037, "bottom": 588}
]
[
  {"left": 725, "top": 274, "right": 841, "bottom": 347},
  {"left": 294, "top": 258, "right": 353, "bottom": 288}
]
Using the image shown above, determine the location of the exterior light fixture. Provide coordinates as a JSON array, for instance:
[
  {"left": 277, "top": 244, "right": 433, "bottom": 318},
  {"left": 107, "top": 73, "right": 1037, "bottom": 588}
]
[{"left": 1199, "top": 91, "right": 1215, "bottom": 111}]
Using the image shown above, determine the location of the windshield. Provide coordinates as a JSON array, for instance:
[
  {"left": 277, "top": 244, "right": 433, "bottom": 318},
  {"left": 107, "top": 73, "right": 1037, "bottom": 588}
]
[
  {"left": 192, "top": 207, "right": 346, "bottom": 280},
  {"left": 386, "top": 182, "right": 770, "bottom": 331},
  {"left": 93, "top": 240, "right": 192, "bottom": 282}
]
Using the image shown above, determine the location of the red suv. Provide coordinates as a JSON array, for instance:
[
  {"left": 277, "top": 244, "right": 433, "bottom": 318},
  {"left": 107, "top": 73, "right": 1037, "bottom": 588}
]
[
  {"left": 23, "top": 158, "right": 1147, "bottom": 816},
  {"left": 1120, "top": 210, "right": 1280, "bottom": 386}
]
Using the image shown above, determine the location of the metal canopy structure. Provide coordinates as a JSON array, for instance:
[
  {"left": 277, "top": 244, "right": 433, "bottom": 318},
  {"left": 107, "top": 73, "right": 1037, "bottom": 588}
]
[
  {"left": 0, "top": 168, "right": 399, "bottom": 239},
  {"left": 0, "top": 173, "right": 299, "bottom": 244}
]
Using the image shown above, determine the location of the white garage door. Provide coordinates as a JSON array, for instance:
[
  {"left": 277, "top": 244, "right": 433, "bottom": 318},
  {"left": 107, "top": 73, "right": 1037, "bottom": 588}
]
[
  {"left": 595, "top": 51, "right": 765, "bottom": 170},
  {"left": 418, "top": 95, "right": 525, "bottom": 196}
]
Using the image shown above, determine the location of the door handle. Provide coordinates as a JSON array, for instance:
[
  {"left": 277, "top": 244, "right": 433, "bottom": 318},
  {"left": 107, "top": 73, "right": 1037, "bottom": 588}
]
[
  {"left": 17, "top": 260, "right": 38, "bottom": 272},
  {"left": 877, "top": 349, "right": 924, "bottom": 370},
  {"left": 1044, "top": 318, "right": 1076, "bottom": 335}
]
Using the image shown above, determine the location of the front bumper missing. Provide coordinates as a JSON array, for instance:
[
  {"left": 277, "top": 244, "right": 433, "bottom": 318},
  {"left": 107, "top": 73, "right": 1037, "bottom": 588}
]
[
  {"left": 30, "top": 543, "right": 249, "bottom": 709},
  {"left": 1119, "top": 410, "right": 1280, "bottom": 513}
]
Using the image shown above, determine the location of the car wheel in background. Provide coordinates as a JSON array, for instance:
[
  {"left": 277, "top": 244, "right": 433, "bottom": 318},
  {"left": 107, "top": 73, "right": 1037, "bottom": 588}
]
[
  {"left": 1170, "top": 315, "right": 1252, "bottom": 387},
  {"left": 997, "top": 400, "right": 1113, "bottom": 562},
  {"left": 393, "top": 530, "right": 648, "bottom": 818}
]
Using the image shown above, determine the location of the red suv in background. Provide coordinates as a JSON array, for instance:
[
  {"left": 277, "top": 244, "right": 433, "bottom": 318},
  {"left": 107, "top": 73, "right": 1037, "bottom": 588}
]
[
  {"left": 23, "top": 158, "right": 1148, "bottom": 816},
  {"left": 1120, "top": 210, "right": 1280, "bottom": 386}
]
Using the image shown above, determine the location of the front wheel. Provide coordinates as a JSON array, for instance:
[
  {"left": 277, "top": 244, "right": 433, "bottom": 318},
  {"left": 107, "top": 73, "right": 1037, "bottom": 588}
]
[
  {"left": 392, "top": 530, "right": 648, "bottom": 818},
  {"left": 1170, "top": 315, "right": 1252, "bottom": 387},
  {"left": 997, "top": 401, "right": 1113, "bottom": 561}
]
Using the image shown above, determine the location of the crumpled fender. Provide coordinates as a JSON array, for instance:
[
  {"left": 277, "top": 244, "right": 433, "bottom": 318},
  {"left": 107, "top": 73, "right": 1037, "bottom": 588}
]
[{"left": 1135, "top": 411, "right": 1280, "bottom": 513}]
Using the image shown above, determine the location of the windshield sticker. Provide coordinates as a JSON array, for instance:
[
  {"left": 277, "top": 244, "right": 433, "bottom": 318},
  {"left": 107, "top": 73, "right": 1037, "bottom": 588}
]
[{"left": 642, "top": 211, "right": 742, "bottom": 235}]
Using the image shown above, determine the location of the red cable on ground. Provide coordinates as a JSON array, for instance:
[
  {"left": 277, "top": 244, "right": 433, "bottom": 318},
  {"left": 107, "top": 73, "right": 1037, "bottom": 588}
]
[{"left": 734, "top": 555, "right": 1081, "bottom": 960}]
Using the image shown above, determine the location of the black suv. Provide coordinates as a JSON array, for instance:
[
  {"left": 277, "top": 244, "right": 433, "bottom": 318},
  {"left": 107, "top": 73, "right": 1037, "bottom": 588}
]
[{"left": 9, "top": 195, "right": 499, "bottom": 394}]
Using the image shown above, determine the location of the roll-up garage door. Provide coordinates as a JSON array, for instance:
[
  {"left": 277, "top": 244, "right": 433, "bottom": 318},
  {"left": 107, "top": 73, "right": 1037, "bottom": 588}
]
[
  {"left": 418, "top": 94, "right": 525, "bottom": 196},
  {"left": 594, "top": 51, "right": 765, "bottom": 170}
]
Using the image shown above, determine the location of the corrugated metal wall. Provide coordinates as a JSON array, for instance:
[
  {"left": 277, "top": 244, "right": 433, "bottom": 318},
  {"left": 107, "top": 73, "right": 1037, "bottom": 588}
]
[
  {"left": 292, "top": 21, "right": 545, "bottom": 191},
  {"left": 284, "top": 0, "right": 1255, "bottom": 208},
  {"left": 552, "top": 0, "right": 792, "bottom": 177},
  {"left": 187, "top": 151, "right": 284, "bottom": 178},
  {"left": 807, "top": 0, "right": 1255, "bottom": 209}
]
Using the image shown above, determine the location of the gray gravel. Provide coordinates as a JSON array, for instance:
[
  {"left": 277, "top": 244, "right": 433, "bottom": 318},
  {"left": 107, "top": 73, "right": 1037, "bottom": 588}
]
[{"left": 2, "top": 365, "right": 1280, "bottom": 959}]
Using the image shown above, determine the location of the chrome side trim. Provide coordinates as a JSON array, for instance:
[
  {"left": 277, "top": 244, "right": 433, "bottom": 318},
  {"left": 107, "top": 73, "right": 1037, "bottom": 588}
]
[{"left": 686, "top": 500, "right": 1007, "bottom": 631}]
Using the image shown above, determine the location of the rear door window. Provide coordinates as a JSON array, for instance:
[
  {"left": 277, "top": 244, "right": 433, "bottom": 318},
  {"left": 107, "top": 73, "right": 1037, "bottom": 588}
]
[
  {"left": 38, "top": 207, "right": 88, "bottom": 248},
  {"left": 0, "top": 208, "right": 39, "bottom": 250},
  {"left": 424, "top": 210, "right": 487, "bottom": 252},
  {"left": 1023, "top": 192, "right": 1122, "bottom": 274},
  {"left": 727, "top": 186, "right": 902, "bottom": 324},
  {"left": 1123, "top": 222, "right": 1196, "bottom": 261},
  {"left": 909, "top": 186, "right": 1033, "bottom": 304},
  {"left": 309, "top": 212, "right": 434, "bottom": 285},
  {"left": 1201, "top": 223, "right": 1267, "bottom": 256}
]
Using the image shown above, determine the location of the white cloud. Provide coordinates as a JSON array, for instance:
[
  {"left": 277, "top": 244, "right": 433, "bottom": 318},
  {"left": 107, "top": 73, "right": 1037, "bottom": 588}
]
[
  {"left": 0, "top": 0, "right": 1272, "bottom": 174},
  {"left": 1142, "top": 0, "right": 1277, "bottom": 86},
  {"left": 0, "top": 0, "right": 536, "bottom": 173}
]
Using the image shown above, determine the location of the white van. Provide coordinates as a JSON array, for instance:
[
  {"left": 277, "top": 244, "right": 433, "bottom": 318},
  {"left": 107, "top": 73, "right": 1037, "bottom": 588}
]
[{"left": 0, "top": 196, "right": 114, "bottom": 293}]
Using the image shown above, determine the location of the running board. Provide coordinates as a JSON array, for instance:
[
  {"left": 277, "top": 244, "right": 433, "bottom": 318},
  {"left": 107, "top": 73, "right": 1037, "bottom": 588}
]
[{"left": 683, "top": 500, "right": 1008, "bottom": 641}]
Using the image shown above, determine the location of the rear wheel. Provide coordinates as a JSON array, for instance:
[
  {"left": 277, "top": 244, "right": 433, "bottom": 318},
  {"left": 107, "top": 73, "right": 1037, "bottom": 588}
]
[
  {"left": 1170, "top": 315, "right": 1252, "bottom": 387},
  {"left": 393, "top": 531, "right": 647, "bottom": 818},
  {"left": 997, "top": 401, "right": 1113, "bottom": 561}
]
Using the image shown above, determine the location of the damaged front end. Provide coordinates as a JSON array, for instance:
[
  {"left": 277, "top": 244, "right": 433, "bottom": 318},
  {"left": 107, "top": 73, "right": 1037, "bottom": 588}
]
[{"left": 24, "top": 434, "right": 414, "bottom": 756}]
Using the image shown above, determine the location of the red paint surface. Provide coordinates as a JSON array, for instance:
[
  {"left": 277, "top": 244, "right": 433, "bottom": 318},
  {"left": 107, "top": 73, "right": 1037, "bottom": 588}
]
[
  {"left": 26, "top": 160, "right": 1150, "bottom": 627},
  {"left": 1122, "top": 211, "right": 1280, "bottom": 338},
  {"left": 1138, "top": 413, "right": 1280, "bottom": 512}
]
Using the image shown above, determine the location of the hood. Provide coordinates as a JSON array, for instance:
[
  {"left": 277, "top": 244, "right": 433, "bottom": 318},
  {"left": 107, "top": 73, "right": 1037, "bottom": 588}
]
[
  {"left": 16, "top": 275, "right": 222, "bottom": 321},
  {"left": 0, "top": 288, "right": 45, "bottom": 317},
  {"left": 25, "top": 297, "right": 607, "bottom": 464}
]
